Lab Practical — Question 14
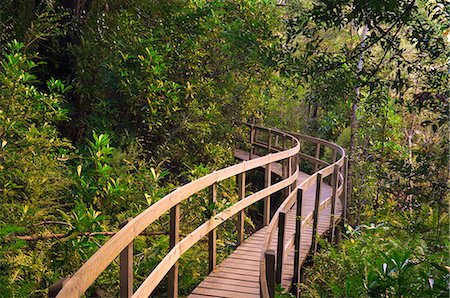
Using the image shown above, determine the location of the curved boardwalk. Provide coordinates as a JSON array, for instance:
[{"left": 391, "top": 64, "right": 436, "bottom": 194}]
[
  {"left": 50, "top": 124, "right": 347, "bottom": 298},
  {"left": 189, "top": 150, "right": 342, "bottom": 297}
]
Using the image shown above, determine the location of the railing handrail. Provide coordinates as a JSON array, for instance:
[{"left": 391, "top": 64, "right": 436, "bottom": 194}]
[
  {"left": 56, "top": 124, "right": 300, "bottom": 298},
  {"left": 259, "top": 130, "right": 346, "bottom": 297}
]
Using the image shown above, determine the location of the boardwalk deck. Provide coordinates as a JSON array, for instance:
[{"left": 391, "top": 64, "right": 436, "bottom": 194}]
[
  {"left": 189, "top": 151, "right": 342, "bottom": 297},
  {"left": 51, "top": 125, "right": 346, "bottom": 298}
]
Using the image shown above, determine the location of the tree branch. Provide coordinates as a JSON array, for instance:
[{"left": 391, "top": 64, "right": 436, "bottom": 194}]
[{"left": 8, "top": 231, "right": 169, "bottom": 242}]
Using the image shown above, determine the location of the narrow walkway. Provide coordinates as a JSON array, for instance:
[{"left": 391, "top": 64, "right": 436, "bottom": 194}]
[{"left": 189, "top": 152, "right": 342, "bottom": 297}]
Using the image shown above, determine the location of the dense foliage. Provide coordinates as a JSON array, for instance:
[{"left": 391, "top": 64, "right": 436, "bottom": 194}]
[{"left": 0, "top": 0, "right": 448, "bottom": 297}]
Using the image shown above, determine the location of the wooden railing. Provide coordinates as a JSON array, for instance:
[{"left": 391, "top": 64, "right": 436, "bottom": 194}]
[
  {"left": 257, "top": 128, "right": 347, "bottom": 297},
  {"left": 51, "top": 123, "right": 301, "bottom": 298}
]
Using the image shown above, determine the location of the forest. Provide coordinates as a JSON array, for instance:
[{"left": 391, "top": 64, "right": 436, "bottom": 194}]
[{"left": 0, "top": 0, "right": 448, "bottom": 297}]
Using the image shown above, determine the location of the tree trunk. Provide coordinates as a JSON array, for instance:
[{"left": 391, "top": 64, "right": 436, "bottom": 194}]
[{"left": 347, "top": 24, "right": 368, "bottom": 218}]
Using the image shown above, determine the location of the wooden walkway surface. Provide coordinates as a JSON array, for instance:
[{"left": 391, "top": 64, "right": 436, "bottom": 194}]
[
  {"left": 51, "top": 125, "right": 346, "bottom": 298},
  {"left": 189, "top": 151, "right": 342, "bottom": 297}
]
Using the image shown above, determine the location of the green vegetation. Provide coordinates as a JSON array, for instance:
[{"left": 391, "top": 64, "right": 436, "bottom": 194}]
[{"left": 0, "top": 0, "right": 448, "bottom": 297}]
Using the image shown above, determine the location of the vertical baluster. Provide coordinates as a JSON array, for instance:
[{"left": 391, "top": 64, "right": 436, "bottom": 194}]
[
  {"left": 311, "top": 174, "right": 322, "bottom": 256},
  {"left": 275, "top": 134, "right": 279, "bottom": 149},
  {"left": 209, "top": 183, "right": 217, "bottom": 273},
  {"left": 119, "top": 219, "right": 133, "bottom": 298},
  {"left": 249, "top": 125, "right": 255, "bottom": 160},
  {"left": 293, "top": 189, "right": 303, "bottom": 293},
  {"left": 329, "top": 165, "right": 339, "bottom": 243},
  {"left": 48, "top": 277, "right": 70, "bottom": 298},
  {"left": 168, "top": 204, "right": 180, "bottom": 298},
  {"left": 237, "top": 173, "right": 245, "bottom": 245},
  {"left": 342, "top": 156, "right": 349, "bottom": 230},
  {"left": 281, "top": 135, "right": 288, "bottom": 198},
  {"left": 314, "top": 143, "right": 321, "bottom": 172},
  {"left": 265, "top": 250, "right": 276, "bottom": 298},
  {"left": 264, "top": 163, "right": 271, "bottom": 226},
  {"left": 287, "top": 156, "right": 292, "bottom": 194},
  {"left": 268, "top": 129, "right": 272, "bottom": 153},
  {"left": 331, "top": 149, "right": 337, "bottom": 164},
  {"left": 276, "top": 211, "right": 286, "bottom": 283}
]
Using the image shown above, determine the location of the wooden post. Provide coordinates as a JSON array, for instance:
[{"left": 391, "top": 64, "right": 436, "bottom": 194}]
[
  {"left": 237, "top": 173, "right": 245, "bottom": 245},
  {"left": 268, "top": 129, "right": 272, "bottom": 153},
  {"left": 287, "top": 156, "right": 292, "bottom": 194},
  {"left": 249, "top": 125, "right": 255, "bottom": 160},
  {"left": 311, "top": 174, "right": 322, "bottom": 255},
  {"left": 331, "top": 149, "right": 337, "bottom": 164},
  {"left": 328, "top": 165, "right": 339, "bottom": 243},
  {"left": 279, "top": 135, "right": 287, "bottom": 199},
  {"left": 276, "top": 211, "right": 286, "bottom": 283},
  {"left": 265, "top": 250, "right": 276, "bottom": 298},
  {"left": 120, "top": 242, "right": 133, "bottom": 298},
  {"left": 275, "top": 134, "right": 279, "bottom": 149},
  {"left": 208, "top": 183, "right": 217, "bottom": 273},
  {"left": 314, "top": 143, "right": 321, "bottom": 172},
  {"left": 293, "top": 189, "right": 303, "bottom": 293},
  {"left": 342, "top": 156, "right": 348, "bottom": 230},
  {"left": 119, "top": 219, "right": 133, "bottom": 298},
  {"left": 292, "top": 155, "right": 298, "bottom": 189},
  {"left": 264, "top": 163, "right": 272, "bottom": 226},
  {"left": 48, "top": 277, "right": 70, "bottom": 298},
  {"left": 168, "top": 204, "right": 180, "bottom": 298}
]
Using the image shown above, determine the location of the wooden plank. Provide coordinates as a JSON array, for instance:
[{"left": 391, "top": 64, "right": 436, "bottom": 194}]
[
  {"left": 200, "top": 276, "right": 259, "bottom": 288},
  {"left": 221, "top": 258, "right": 260, "bottom": 267},
  {"left": 218, "top": 266, "right": 261, "bottom": 277},
  {"left": 191, "top": 287, "right": 259, "bottom": 298},
  {"left": 197, "top": 281, "right": 260, "bottom": 295},
  {"left": 209, "top": 271, "right": 260, "bottom": 282}
]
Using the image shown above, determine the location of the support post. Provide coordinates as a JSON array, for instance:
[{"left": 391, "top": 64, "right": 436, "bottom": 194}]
[
  {"left": 292, "top": 155, "right": 298, "bottom": 189},
  {"left": 293, "top": 189, "right": 303, "bottom": 293},
  {"left": 311, "top": 174, "right": 322, "bottom": 256},
  {"left": 342, "top": 156, "right": 348, "bottom": 230},
  {"left": 249, "top": 125, "right": 255, "bottom": 160},
  {"left": 208, "top": 183, "right": 217, "bottom": 273},
  {"left": 287, "top": 156, "right": 293, "bottom": 194},
  {"left": 329, "top": 165, "right": 339, "bottom": 243},
  {"left": 237, "top": 173, "right": 245, "bottom": 245},
  {"left": 268, "top": 129, "right": 272, "bottom": 153},
  {"left": 276, "top": 211, "right": 286, "bottom": 283},
  {"left": 264, "top": 163, "right": 272, "bottom": 226},
  {"left": 168, "top": 204, "right": 180, "bottom": 298},
  {"left": 49, "top": 277, "right": 70, "bottom": 298},
  {"left": 119, "top": 219, "right": 133, "bottom": 298},
  {"left": 314, "top": 143, "right": 321, "bottom": 172},
  {"left": 331, "top": 149, "right": 337, "bottom": 164},
  {"left": 265, "top": 250, "right": 276, "bottom": 298}
]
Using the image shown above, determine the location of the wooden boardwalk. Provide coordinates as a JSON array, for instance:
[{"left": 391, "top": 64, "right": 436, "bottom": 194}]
[
  {"left": 51, "top": 124, "right": 346, "bottom": 298},
  {"left": 189, "top": 151, "right": 342, "bottom": 297}
]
